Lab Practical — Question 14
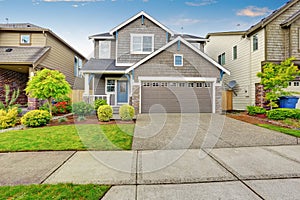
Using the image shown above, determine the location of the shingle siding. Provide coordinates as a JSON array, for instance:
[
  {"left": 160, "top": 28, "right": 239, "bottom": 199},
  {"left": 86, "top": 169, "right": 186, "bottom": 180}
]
[
  {"left": 266, "top": 1, "right": 300, "bottom": 61},
  {"left": 134, "top": 42, "right": 219, "bottom": 82},
  {"left": 117, "top": 16, "right": 167, "bottom": 64}
]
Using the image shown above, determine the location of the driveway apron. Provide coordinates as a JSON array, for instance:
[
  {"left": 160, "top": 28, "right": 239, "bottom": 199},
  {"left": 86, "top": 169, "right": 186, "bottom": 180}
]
[{"left": 132, "top": 113, "right": 298, "bottom": 150}]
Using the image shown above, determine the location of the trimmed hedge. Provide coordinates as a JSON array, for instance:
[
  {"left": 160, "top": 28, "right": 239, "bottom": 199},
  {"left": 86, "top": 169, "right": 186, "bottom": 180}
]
[
  {"left": 72, "top": 102, "right": 94, "bottom": 117},
  {"left": 21, "top": 110, "right": 51, "bottom": 127},
  {"left": 247, "top": 106, "right": 266, "bottom": 116},
  {"left": 97, "top": 105, "right": 113, "bottom": 122},
  {"left": 0, "top": 107, "right": 18, "bottom": 129},
  {"left": 119, "top": 105, "right": 135, "bottom": 121},
  {"left": 266, "top": 108, "right": 300, "bottom": 120}
]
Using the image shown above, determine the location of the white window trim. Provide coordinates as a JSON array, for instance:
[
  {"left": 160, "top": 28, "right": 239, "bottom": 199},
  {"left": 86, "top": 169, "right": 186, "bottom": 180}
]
[
  {"left": 232, "top": 45, "right": 237, "bottom": 60},
  {"left": 105, "top": 78, "right": 117, "bottom": 94},
  {"left": 20, "top": 34, "right": 31, "bottom": 44},
  {"left": 174, "top": 54, "right": 183, "bottom": 67},
  {"left": 130, "top": 34, "right": 154, "bottom": 54}
]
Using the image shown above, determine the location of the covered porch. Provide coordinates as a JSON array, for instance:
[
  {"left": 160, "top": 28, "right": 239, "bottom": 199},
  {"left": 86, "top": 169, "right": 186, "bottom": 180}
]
[{"left": 81, "top": 59, "right": 133, "bottom": 108}]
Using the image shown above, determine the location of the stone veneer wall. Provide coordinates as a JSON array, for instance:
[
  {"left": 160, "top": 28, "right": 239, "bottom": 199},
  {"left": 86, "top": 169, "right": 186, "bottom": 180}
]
[{"left": 0, "top": 68, "right": 28, "bottom": 106}]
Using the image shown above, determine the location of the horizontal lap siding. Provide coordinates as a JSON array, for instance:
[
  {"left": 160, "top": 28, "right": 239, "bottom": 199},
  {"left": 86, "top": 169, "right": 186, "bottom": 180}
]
[
  {"left": 41, "top": 34, "right": 85, "bottom": 88},
  {"left": 117, "top": 17, "right": 167, "bottom": 64},
  {"left": 205, "top": 34, "right": 252, "bottom": 110},
  {"left": 0, "top": 32, "right": 46, "bottom": 46}
]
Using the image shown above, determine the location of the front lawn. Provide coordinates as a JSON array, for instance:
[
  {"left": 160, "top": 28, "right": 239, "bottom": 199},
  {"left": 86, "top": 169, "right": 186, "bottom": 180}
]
[
  {"left": 0, "top": 124, "right": 134, "bottom": 152},
  {"left": 0, "top": 184, "right": 110, "bottom": 200},
  {"left": 258, "top": 124, "right": 300, "bottom": 137}
]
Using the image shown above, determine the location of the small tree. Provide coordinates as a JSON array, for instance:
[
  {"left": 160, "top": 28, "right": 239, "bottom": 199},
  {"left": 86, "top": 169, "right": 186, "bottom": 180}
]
[
  {"left": 257, "top": 57, "right": 300, "bottom": 108},
  {"left": 0, "top": 84, "right": 20, "bottom": 111},
  {"left": 25, "top": 69, "right": 71, "bottom": 115}
]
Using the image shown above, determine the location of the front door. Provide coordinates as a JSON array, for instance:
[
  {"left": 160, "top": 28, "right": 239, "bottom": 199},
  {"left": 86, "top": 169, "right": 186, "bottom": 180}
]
[{"left": 117, "top": 81, "right": 128, "bottom": 103}]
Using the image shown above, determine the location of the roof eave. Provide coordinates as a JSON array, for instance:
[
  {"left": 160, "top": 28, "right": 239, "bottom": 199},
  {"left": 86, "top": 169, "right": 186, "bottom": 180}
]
[{"left": 109, "top": 11, "right": 174, "bottom": 36}]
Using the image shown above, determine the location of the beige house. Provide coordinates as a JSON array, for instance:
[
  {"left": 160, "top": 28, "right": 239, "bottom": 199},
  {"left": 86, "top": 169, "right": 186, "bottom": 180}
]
[
  {"left": 0, "top": 23, "right": 87, "bottom": 108},
  {"left": 205, "top": 0, "right": 300, "bottom": 110}
]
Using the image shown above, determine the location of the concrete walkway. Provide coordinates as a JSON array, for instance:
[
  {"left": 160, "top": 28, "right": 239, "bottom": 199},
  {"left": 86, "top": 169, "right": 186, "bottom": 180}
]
[{"left": 1, "top": 145, "right": 300, "bottom": 199}]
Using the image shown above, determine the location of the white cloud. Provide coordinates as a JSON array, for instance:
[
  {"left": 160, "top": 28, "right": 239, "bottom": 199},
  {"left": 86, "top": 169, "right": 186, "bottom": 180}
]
[
  {"left": 237, "top": 6, "right": 271, "bottom": 17},
  {"left": 72, "top": 4, "right": 79, "bottom": 7},
  {"left": 168, "top": 18, "right": 202, "bottom": 26},
  {"left": 185, "top": 0, "right": 217, "bottom": 7},
  {"left": 142, "top": 0, "right": 149, "bottom": 2}
]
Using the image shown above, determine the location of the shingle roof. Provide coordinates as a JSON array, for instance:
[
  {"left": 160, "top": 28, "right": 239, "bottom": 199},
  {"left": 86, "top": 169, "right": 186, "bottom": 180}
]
[
  {"left": 81, "top": 59, "right": 129, "bottom": 72},
  {"left": 280, "top": 9, "right": 300, "bottom": 27},
  {"left": 0, "top": 23, "right": 46, "bottom": 30},
  {"left": 0, "top": 46, "right": 50, "bottom": 65},
  {"left": 173, "top": 34, "right": 205, "bottom": 40}
]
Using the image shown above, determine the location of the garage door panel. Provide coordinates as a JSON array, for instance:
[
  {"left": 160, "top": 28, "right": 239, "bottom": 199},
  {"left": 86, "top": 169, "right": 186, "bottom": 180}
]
[{"left": 141, "top": 82, "right": 213, "bottom": 113}]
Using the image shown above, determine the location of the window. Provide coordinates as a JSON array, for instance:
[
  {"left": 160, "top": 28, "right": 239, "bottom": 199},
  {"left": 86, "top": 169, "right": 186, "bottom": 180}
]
[
  {"left": 74, "top": 56, "right": 83, "bottom": 77},
  {"left": 188, "top": 83, "right": 194, "bottom": 88},
  {"left": 106, "top": 80, "right": 115, "bottom": 92},
  {"left": 253, "top": 35, "right": 258, "bottom": 51},
  {"left": 174, "top": 54, "right": 183, "bottom": 66},
  {"left": 218, "top": 53, "right": 225, "bottom": 65},
  {"left": 294, "top": 81, "right": 299, "bottom": 86},
  {"left": 205, "top": 82, "right": 211, "bottom": 88},
  {"left": 131, "top": 34, "right": 154, "bottom": 54},
  {"left": 233, "top": 45, "right": 237, "bottom": 60},
  {"left": 20, "top": 34, "right": 31, "bottom": 45},
  {"left": 169, "top": 82, "right": 177, "bottom": 87},
  {"left": 99, "top": 41, "right": 111, "bottom": 59},
  {"left": 179, "top": 82, "right": 185, "bottom": 87},
  {"left": 161, "top": 82, "right": 168, "bottom": 87},
  {"left": 196, "top": 82, "right": 203, "bottom": 88},
  {"left": 152, "top": 82, "right": 159, "bottom": 87}
]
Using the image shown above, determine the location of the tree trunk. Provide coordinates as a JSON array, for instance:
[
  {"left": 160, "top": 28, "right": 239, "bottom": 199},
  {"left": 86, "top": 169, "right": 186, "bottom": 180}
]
[{"left": 48, "top": 98, "right": 52, "bottom": 116}]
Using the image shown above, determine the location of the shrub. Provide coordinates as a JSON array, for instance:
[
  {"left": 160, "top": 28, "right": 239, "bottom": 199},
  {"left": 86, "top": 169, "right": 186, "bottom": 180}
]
[
  {"left": 94, "top": 99, "right": 108, "bottom": 110},
  {"left": 21, "top": 110, "right": 51, "bottom": 127},
  {"left": 58, "top": 117, "right": 68, "bottom": 123},
  {"left": 53, "top": 101, "right": 69, "bottom": 114},
  {"left": 97, "top": 105, "right": 113, "bottom": 122},
  {"left": 55, "top": 96, "right": 72, "bottom": 113},
  {"left": 119, "top": 104, "right": 135, "bottom": 120},
  {"left": 246, "top": 106, "right": 266, "bottom": 116},
  {"left": 77, "top": 116, "right": 86, "bottom": 122},
  {"left": 72, "top": 102, "right": 94, "bottom": 117},
  {"left": 266, "top": 108, "right": 297, "bottom": 120},
  {"left": 0, "top": 107, "right": 18, "bottom": 129}
]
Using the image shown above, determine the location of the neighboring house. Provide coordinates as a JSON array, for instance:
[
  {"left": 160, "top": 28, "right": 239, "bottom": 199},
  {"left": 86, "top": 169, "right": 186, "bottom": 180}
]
[
  {"left": 0, "top": 23, "right": 87, "bottom": 108},
  {"left": 205, "top": 0, "right": 300, "bottom": 110},
  {"left": 81, "top": 11, "right": 230, "bottom": 114}
]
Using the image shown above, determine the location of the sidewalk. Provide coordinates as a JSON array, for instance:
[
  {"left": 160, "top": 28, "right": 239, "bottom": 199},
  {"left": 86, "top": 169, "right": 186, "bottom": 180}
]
[{"left": 1, "top": 145, "right": 300, "bottom": 199}]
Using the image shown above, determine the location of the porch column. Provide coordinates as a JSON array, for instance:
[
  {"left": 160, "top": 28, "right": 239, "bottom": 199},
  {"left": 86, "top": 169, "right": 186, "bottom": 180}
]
[{"left": 84, "top": 73, "right": 90, "bottom": 96}]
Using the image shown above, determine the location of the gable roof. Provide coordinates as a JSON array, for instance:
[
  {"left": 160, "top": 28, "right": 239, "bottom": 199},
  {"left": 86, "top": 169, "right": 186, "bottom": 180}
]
[
  {"left": 280, "top": 9, "right": 300, "bottom": 27},
  {"left": 88, "top": 32, "right": 115, "bottom": 40},
  {"left": 246, "top": 0, "right": 299, "bottom": 35},
  {"left": 0, "top": 23, "right": 87, "bottom": 60},
  {"left": 109, "top": 11, "right": 174, "bottom": 36},
  {"left": 0, "top": 46, "right": 50, "bottom": 67},
  {"left": 125, "top": 36, "right": 230, "bottom": 75}
]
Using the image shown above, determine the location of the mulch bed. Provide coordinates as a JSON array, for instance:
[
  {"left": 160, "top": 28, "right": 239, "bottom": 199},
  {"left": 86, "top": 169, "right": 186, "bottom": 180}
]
[
  {"left": 226, "top": 111, "right": 297, "bottom": 129},
  {"left": 48, "top": 115, "right": 135, "bottom": 126}
]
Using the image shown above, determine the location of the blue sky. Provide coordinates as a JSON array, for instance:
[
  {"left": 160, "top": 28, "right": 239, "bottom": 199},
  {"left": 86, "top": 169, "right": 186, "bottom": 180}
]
[{"left": 0, "top": 0, "right": 288, "bottom": 58}]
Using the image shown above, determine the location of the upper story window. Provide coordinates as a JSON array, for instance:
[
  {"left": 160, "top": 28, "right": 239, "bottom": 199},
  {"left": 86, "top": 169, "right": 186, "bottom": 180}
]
[
  {"left": 99, "top": 41, "right": 111, "bottom": 59},
  {"left": 233, "top": 45, "right": 237, "bottom": 60},
  {"left": 74, "top": 56, "right": 83, "bottom": 77},
  {"left": 253, "top": 34, "right": 258, "bottom": 51},
  {"left": 218, "top": 53, "right": 225, "bottom": 65},
  {"left": 131, "top": 34, "right": 154, "bottom": 54},
  {"left": 174, "top": 54, "right": 183, "bottom": 66},
  {"left": 20, "top": 34, "right": 31, "bottom": 45}
]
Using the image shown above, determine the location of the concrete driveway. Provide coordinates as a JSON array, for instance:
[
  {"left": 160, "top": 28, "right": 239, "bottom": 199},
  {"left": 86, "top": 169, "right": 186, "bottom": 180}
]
[{"left": 132, "top": 113, "right": 299, "bottom": 150}]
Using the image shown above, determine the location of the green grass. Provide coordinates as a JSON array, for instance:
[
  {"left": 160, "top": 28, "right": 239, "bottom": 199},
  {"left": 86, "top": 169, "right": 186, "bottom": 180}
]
[
  {"left": 0, "top": 124, "right": 134, "bottom": 152},
  {"left": 0, "top": 184, "right": 110, "bottom": 200},
  {"left": 258, "top": 124, "right": 300, "bottom": 137}
]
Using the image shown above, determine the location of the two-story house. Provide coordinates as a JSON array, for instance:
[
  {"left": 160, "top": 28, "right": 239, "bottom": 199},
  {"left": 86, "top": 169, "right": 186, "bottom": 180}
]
[
  {"left": 205, "top": 0, "right": 300, "bottom": 110},
  {"left": 81, "top": 11, "right": 230, "bottom": 114},
  {"left": 0, "top": 23, "right": 87, "bottom": 108}
]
